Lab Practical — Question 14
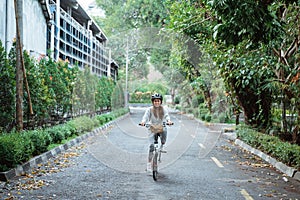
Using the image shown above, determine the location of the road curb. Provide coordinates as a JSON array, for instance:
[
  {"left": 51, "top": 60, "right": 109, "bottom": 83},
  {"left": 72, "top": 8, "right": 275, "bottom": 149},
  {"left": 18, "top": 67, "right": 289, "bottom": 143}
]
[
  {"left": 235, "top": 139, "right": 299, "bottom": 181},
  {"left": 0, "top": 114, "right": 129, "bottom": 182}
]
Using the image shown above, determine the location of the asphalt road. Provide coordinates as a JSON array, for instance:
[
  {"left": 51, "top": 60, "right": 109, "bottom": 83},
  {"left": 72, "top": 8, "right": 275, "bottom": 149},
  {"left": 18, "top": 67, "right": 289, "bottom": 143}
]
[{"left": 1, "top": 107, "right": 299, "bottom": 200}]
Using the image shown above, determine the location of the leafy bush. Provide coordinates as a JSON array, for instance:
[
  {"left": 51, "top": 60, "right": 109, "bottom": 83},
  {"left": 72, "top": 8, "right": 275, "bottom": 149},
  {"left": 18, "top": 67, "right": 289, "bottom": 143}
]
[
  {"left": 198, "top": 103, "right": 209, "bottom": 117},
  {"left": 175, "top": 105, "right": 181, "bottom": 111},
  {"left": 205, "top": 114, "right": 212, "bottom": 122},
  {"left": 184, "top": 107, "right": 194, "bottom": 114},
  {"left": 201, "top": 114, "right": 206, "bottom": 121},
  {"left": 25, "top": 129, "right": 52, "bottom": 155},
  {"left": 96, "top": 115, "right": 107, "bottom": 125},
  {"left": 174, "top": 96, "right": 180, "bottom": 104},
  {"left": 193, "top": 109, "right": 200, "bottom": 118},
  {"left": 0, "top": 41, "right": 15, "bottom": 131},
  {"left": 64, "top": 121, "right": 79, "bottom": 136},
  {"left": 45, "top": 125, "right": 66, "bottom": 144},
  {"left": 192, "top": 95, "right": 204, "bottom": 108},
  {"left": 0, "top": 132, "right": 33, "bottom": 171},
  {"left": 59, "top": 124, "right": 73, "bottom": 139},
  {"left": 69, "top": 116, "right": 95, "bottom": 134},
  {"left": 217, "top": 112, "right": 227, "bottom": 123},
  {"left": 103, "top": 114, "right": 113, "bottom": 122}
]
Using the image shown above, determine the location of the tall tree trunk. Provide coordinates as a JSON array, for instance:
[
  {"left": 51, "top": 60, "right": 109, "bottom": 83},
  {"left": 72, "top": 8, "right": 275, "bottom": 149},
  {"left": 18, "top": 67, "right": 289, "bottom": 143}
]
[
  {"left": 234, "top": 86, "right": 271, "bottom": 129},
  {"left": 170, "top": 88, "right": 175, "bottom": 105},
  {"left": 14, "top": 0, "right": 23, "bottom": 131},
  {"left": 203, "top": 87, "right": 212, "bottom": 113}
]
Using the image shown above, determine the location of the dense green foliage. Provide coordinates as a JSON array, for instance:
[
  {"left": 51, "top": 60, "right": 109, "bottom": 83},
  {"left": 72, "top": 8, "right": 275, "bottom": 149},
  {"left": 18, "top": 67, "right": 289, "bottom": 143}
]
[
  {"left": 94, "top": 0, "right": 172, "bottom": 98},
  {"left": 129, "top": 82, "right": 169, "bottom": 103},
  {"left": 0, "top": 41, "right": 15, "bottom": 130},
  {"left": 165, "top": 0, "right": 300, "bottom": 141},
  {"left": 0, "top": 42, "right": 121, "bottom": 132}
]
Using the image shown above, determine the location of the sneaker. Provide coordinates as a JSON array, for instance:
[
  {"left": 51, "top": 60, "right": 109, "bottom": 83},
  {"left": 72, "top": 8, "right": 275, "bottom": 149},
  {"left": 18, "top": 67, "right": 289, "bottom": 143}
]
[
  {"left": 146, "top": 162, "right": 152, "bottom": 172},
  {"left": 160, "top": 145, "right": 167, "bottom": 153}
]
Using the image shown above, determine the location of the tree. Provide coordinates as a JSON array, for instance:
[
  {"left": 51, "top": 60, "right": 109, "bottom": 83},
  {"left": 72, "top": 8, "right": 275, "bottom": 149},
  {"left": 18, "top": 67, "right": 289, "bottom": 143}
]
[
  {"left": 166, "top": 1, "right": 217, "bottom": 114},
  {"left": 14, "top": 0, "right": 24, "bottom": 131},
  {"left": 268, "top": 3, "right": 300, "bottom": 142},
  {"left": 95, "top": 0, "right": 170, "bottom": 80}
]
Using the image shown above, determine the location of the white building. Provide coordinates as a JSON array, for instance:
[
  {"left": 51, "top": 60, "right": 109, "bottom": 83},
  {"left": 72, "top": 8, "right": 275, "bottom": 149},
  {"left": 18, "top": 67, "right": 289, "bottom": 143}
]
[
  {"left": 0, "top": 0, "right": 118, "bottom": 80},
  {"left": 0, "top": 0, "right": 50, "bottom": 56}
]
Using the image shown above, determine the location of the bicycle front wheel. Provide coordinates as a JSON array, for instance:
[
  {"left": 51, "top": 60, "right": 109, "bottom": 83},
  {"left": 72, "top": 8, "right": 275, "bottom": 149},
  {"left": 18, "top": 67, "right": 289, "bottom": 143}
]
[
  {"left": 153, "top": 170, "right": 158, "bottom": 181},
  {"left": 152, "top": 152, "right": 158, "bottom": 181}
]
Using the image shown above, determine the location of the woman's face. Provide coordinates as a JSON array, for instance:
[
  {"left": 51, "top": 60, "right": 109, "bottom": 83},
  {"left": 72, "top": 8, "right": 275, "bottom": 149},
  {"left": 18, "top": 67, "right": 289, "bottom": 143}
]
[{"left": 153, "top": 99, "right": 161, "bottom": 107}]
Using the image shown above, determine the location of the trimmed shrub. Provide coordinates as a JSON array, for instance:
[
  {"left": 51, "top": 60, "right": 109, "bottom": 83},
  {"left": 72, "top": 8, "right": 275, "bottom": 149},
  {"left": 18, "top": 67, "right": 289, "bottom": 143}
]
[
  {"left": 96, "top": 115, "right": 107, "bottom": 125},
  {"left": 104, "top": 113, "right": 114, "bottom": 122},
  {"left": 174, "top": 96, "right": 180, "bottom": 104},
  {"left": 45, "top": 125, "right": 66, "bottom": 144},
  {"left": 205, "top": 114, "right": 212, "bottom": 122},
  {"left": 70, "top": 116, "right": 96, "bottom": 133},
  {"left": 25, "top": 129, "right": 52, "bottom": 155},
  {"left": 64, "top": 121, "right": 78, "bottom": 136},
  {"left": 217, "top": 112, "right": 227, "bottom": 123},
  {"left": 0, "top": 132, "right": 33, "bottom": 171}
]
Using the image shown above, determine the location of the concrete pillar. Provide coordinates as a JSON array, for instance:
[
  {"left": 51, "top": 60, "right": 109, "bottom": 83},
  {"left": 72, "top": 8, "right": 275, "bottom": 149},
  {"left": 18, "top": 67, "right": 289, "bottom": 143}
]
[{"left": 55, "top": 0, "right": 60, "bottom": 61}]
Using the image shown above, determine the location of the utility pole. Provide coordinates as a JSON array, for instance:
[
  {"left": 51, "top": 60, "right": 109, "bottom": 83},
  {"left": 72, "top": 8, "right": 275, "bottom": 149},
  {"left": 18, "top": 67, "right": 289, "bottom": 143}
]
[{"left": 125, "top": 38, "right": 129, "bottom": 107}]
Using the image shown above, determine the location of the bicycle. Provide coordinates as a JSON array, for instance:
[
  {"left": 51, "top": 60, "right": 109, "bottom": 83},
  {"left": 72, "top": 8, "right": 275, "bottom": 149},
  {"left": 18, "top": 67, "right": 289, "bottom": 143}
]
[{"left": 139, "top": 122, "right": 173, "bottom": 181}]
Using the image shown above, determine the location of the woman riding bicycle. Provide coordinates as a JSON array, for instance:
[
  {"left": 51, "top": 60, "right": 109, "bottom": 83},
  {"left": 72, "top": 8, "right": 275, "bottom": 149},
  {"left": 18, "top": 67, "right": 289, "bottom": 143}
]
[{"left": 140, "top": 93, "right": 173, "bottom": 172}]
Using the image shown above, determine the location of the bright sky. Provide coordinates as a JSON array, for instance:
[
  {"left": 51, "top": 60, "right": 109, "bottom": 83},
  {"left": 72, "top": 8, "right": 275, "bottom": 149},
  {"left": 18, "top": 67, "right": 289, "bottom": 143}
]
[
  {"left": 77, "top": 0, "right": 95, "bottom": 9},
  {"left": 76, "top": 0, "right": 105, "bottom": 17}
]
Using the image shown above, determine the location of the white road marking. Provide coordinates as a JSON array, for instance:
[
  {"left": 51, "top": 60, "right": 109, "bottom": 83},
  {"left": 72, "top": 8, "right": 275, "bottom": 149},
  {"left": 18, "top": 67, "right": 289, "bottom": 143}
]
[
  {"left": 240, "top": 189, "right": 254, "bottom": 200},
  {"left": 198, "top": 143, "right": 206, "bottom": 149},
  {"left": 211, "top": 157, "right": 224, "bottom": 168}
]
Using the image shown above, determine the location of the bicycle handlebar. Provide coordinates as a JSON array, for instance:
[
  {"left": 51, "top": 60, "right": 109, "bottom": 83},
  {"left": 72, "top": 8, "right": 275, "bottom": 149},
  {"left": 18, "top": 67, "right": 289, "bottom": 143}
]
[{"left": 139, "top": 122, "right": 174, "bottom": 126}]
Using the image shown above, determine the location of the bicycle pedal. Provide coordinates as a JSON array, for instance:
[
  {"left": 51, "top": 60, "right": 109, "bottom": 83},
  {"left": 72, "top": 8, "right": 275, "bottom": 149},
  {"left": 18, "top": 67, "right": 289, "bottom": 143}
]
[{"left": 160, "top": 150, "right": 167, "bottom": 153}]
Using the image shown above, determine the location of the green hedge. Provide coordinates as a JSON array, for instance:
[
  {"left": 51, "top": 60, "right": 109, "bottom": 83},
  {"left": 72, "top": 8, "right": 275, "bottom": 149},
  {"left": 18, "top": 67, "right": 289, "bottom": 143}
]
[
  {"left": 0, "top": 108, "right": 129, "bottom": 172},
  {"left": 0, "top": 132, "right": 33, "bottom": 171},
  {"left": 25, "top": 129, "right": 52, "bottom": 155},
  {"left": 237, "top": 125, "right": 300, "bottom": 170}
]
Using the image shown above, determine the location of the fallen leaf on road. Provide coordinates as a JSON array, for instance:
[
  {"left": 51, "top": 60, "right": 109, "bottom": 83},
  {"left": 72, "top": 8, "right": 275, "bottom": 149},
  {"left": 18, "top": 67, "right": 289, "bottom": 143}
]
[{"left": 264, "top": 193, "right": 274, "bottom": 197}]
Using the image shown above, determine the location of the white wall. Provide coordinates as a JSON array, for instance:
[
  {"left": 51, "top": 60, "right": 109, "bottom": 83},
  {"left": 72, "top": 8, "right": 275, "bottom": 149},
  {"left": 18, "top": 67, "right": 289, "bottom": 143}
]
[
  {"left": 23, "top": 0, "right": 47, "bottom": 56},
  {"left": 0, "top": 1, "right": 6, "bottom": 47},
  {"left": 0, "top": 0, "right": 16, "bottom": 52},
  {"left": 0, "top": 0, "right": 47, "bottom": 57}
]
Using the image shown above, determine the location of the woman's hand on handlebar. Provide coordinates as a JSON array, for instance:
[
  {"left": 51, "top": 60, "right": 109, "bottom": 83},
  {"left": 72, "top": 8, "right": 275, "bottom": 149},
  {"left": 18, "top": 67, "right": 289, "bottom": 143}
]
[
  {"left": 166, "top": 121, "right": 174, "bottom": 125},
  {"left": 139, "top": 122, "right": 145, "bottom": 126}
]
